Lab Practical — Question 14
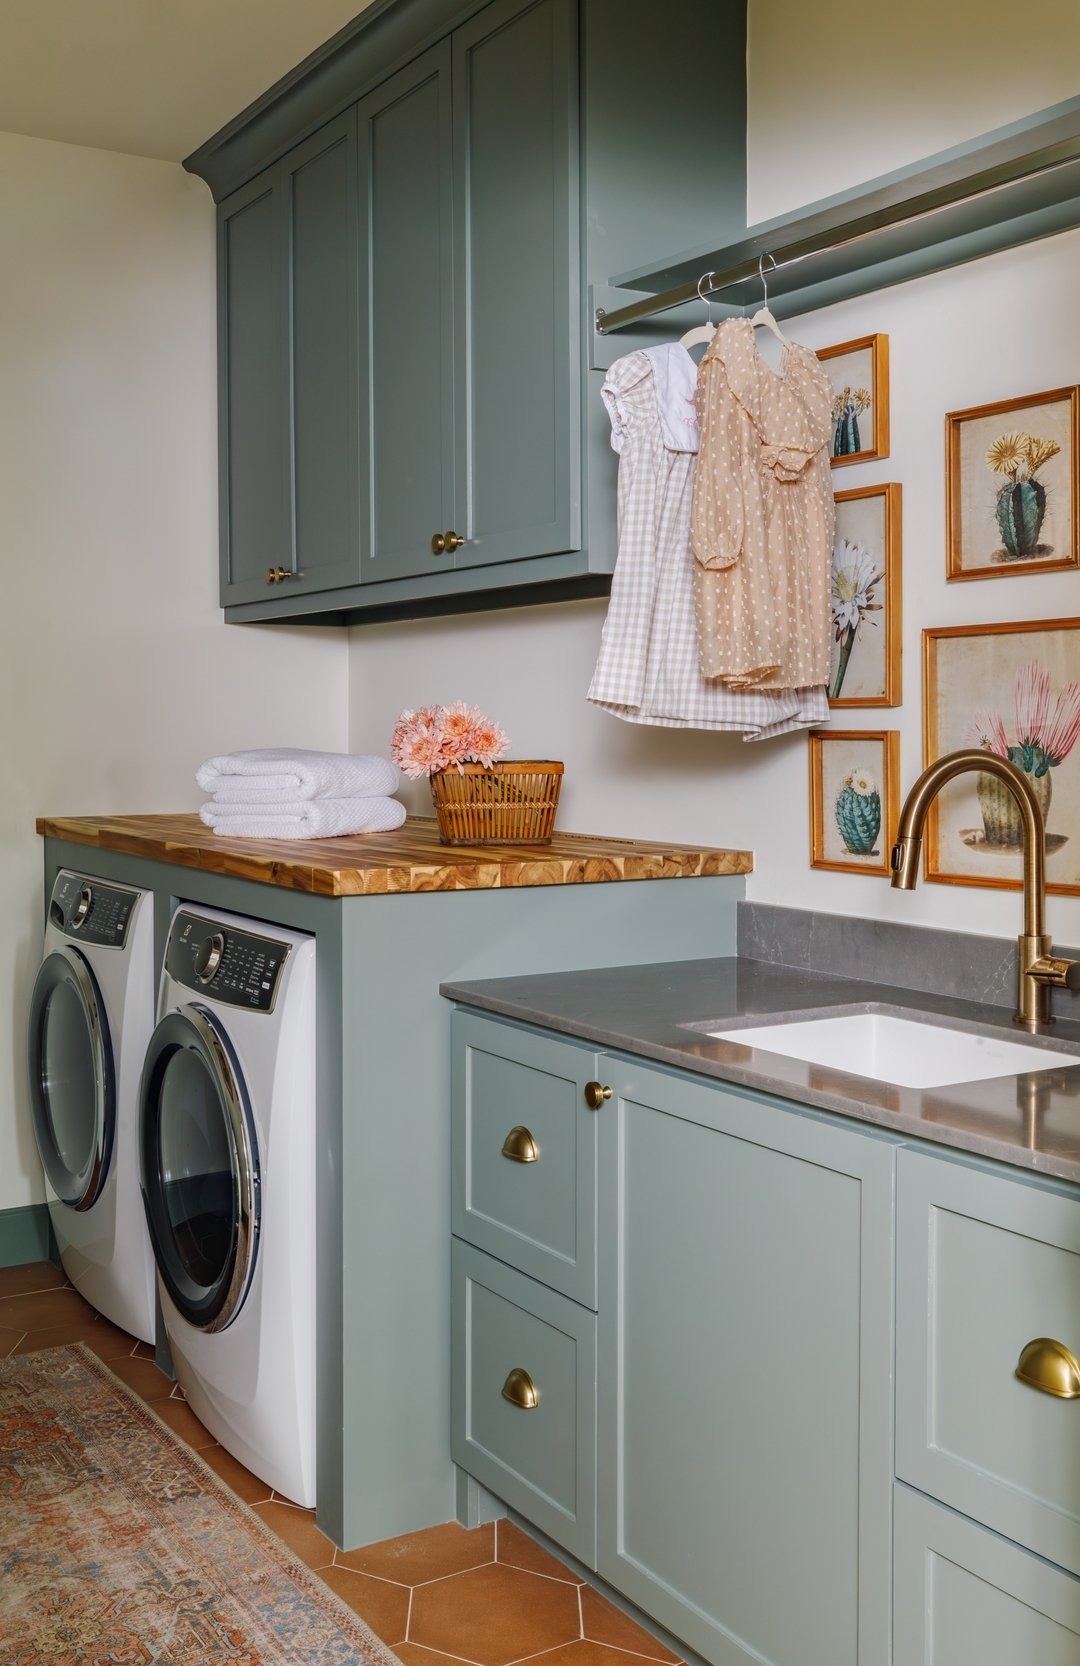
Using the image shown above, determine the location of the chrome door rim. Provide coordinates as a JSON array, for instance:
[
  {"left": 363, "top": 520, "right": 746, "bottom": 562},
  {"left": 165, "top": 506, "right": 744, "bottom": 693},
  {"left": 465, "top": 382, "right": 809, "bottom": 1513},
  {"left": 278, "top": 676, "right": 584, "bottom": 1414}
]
[
  {"left": 26, "top": 945, "right": 114, "bottom": 1210},
  {"left": 138, "top": 1003, "right": 260, "bottom": 1332}
]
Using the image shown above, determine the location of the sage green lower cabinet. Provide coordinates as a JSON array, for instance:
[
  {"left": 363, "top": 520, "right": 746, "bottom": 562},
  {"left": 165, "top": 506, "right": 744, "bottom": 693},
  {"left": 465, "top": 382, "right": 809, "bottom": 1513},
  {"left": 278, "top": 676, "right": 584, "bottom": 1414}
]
[
  {"left": 895, "top": 1148, "right": 1080, "bottom": 1577},
  {"left": 893, "top": 1483, "right": 1080, "bottom": 1663},
  {"left": 596, "top": 1056, "right": 895, "bottom": 1666},
  {"left": 451, "top": 1240, "right": 597, "bottom": 1563}
]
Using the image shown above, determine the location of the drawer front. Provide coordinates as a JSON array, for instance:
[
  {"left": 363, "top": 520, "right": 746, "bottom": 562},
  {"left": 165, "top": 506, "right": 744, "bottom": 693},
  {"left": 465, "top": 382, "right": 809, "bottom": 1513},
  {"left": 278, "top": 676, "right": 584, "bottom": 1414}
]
[
  {"left": 894, "top": 1484, "right": 1080, "bottom": 1664},
  {"left": 896, "top": 1149, "right": 1080, "bottom": 1575},
  {"left": 451, "top": 1239, "right": 596, "bottom": 1566},
  {"left": 452, "top": 1011, "right": 600, "bottom": 1305}
]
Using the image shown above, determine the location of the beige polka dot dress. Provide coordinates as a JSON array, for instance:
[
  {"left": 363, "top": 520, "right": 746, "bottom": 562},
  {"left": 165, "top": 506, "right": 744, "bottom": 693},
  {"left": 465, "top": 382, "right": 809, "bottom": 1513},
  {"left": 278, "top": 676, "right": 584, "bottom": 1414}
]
[{"left": 690, "top": 318, "right": 834, "bottom": 691}]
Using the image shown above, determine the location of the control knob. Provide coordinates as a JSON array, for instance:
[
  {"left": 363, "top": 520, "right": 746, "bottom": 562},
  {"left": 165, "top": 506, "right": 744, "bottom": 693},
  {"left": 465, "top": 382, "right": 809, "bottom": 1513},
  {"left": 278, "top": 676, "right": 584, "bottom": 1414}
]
[
  {"left": 195, "top": 932, "right": 226, "bottom": 984},
  {"left": 70, "top": 886, "right": 93, "bottom": 930}
]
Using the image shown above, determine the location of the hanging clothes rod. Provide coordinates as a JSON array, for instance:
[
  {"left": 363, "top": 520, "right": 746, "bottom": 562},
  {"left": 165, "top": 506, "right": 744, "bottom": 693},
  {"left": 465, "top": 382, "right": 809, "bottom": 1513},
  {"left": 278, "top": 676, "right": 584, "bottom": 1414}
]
[{"left": 594, "top": 129, "right": 1080, "bottom": 334}]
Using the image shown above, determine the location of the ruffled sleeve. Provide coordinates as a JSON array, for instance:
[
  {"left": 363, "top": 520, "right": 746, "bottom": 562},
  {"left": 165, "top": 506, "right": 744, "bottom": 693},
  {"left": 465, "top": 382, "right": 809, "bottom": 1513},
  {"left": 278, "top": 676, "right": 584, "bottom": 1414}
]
[{"left": 600, "top": 351, "right": 653, "bottom": 455}]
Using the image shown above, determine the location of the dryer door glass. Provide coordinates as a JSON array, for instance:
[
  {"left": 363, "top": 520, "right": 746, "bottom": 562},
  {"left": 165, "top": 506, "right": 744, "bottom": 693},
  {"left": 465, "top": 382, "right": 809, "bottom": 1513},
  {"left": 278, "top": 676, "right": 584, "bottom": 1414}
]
[
  {"left": 27, "top": 947, "right": 114, "bottom": 1209},
  {"left": 140, "top": 1005, "right": 260, "bottom": 1332}
]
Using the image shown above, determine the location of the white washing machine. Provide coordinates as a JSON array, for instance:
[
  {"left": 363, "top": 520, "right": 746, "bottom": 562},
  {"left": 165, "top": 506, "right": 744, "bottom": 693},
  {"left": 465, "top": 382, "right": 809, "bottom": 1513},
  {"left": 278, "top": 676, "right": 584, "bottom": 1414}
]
[
  {"left": 26, "top": 869, "right": 157, "bottom": 1342},
  {"left": 138, "top": 904, "right": 316, "bottom": 1506}
]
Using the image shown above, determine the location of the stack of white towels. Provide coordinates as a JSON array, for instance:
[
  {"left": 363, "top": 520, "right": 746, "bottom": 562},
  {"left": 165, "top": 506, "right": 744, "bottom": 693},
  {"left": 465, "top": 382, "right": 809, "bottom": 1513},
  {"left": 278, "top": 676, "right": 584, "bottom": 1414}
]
[{"left": 196, "top": 749, "right": 407, "bottom": 839}]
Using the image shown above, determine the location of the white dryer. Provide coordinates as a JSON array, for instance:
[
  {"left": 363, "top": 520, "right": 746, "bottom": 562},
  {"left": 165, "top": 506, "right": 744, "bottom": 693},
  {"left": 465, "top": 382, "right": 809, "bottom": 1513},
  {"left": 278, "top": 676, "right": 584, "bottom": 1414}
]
[
  {"left": 26, "top": 869, "right": 157, "bottom": 1342},
  {"left": 138, "top": 905, "right": 316, "bottom": 1506}
]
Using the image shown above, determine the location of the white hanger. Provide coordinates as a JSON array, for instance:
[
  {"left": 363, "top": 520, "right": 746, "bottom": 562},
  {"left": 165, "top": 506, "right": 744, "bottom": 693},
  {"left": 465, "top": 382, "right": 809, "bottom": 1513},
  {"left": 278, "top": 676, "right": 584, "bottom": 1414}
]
[
  {"left": 749, "top": 253, "right": 790, "bottom": 345},
  {"left": 679, "top": 272, "right": 719, "bottom": 350}
]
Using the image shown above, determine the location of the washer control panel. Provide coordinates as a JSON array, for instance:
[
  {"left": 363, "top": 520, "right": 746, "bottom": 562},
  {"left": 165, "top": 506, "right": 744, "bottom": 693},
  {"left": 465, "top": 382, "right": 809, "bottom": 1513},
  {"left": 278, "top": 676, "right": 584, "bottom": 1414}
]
[
  {"left": 166, "top": 912, "right": 291, "bottom": 1012},
  {"left": 49, "top": 871, "right": 140, "bottom": 948}
]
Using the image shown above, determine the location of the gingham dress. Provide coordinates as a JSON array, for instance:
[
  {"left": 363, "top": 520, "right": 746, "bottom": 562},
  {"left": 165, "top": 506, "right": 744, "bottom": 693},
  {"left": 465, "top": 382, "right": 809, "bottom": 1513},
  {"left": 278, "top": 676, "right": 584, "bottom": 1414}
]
[
  {"left": 587, "top": 343, "right": 829, "bottom": 738},
  {"left": 690, "top": 319, "right": 834, "bottom": 691}
]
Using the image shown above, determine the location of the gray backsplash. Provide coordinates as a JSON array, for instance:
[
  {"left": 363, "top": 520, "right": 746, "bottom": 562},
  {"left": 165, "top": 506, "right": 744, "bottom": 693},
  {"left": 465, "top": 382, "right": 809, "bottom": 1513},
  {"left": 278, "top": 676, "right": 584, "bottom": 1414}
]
[{"left": 738, "top": 901, "right": 1080, "bottom": 1016}]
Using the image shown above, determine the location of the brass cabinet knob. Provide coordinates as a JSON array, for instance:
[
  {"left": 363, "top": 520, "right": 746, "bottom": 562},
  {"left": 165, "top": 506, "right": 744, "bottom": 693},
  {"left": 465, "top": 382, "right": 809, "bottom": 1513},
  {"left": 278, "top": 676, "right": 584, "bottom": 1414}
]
[
  {"left": 501, "top": 1367, "right": 540, "bottom": 1410},
  {"left": 501, "top": 1125, "right": 540, "bottom": 1163},
  {"left": 431, "top": 530, "right": 465, "bottom": 555},
  {"left": 1015, "top": 1337, "right": 1080, "bottom": 1398},
  {"left": 584, "top": 1081, "right": 612, "bottom": 1110},
  {"left": 265, "top": 565, "right": 294, "bottom": 584}
]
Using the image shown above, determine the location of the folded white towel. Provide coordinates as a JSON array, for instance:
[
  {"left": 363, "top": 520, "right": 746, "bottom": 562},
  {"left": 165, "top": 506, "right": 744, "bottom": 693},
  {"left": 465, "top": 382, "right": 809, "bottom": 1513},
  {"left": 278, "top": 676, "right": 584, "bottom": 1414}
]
[
  {"left": 199, "top": 796, "right": 407, "bottom": 840},
  {"left": 196, "top": 749, "right": 399, "bottom": 803}
]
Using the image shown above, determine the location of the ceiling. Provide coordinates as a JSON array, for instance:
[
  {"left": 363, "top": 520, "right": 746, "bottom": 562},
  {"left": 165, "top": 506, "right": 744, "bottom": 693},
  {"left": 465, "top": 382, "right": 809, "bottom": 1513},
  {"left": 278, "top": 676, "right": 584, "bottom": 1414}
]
[{"left": 0, "top": 0, "right": 377, "bottom": 164}]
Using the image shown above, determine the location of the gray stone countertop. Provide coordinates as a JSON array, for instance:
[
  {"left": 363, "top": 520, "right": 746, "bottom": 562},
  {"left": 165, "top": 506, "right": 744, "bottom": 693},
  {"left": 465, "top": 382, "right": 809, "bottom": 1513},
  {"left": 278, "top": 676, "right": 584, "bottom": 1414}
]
[{"left": 440, "top": 957, "right": 1080, "bottom": 1184}]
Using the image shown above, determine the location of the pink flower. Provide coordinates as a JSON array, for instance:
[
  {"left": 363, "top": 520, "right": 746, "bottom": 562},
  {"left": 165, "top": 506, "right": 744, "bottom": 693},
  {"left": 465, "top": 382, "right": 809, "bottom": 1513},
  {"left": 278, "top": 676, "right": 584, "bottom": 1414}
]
[
  {"left": 1014, "top": 660, "right": 1051, "bottom": 748},
  {"left": 468, "top": 719, "right": 509, "bottom": 769},
  {"left": 1043, "top": 682, "right": 1080, "bottom": 764},
  {"left": 965, "top": 708, "right": 1010, "bottom": 759},
  {"left": 394, "top": 728, "right": 445, "bottom": 779}
]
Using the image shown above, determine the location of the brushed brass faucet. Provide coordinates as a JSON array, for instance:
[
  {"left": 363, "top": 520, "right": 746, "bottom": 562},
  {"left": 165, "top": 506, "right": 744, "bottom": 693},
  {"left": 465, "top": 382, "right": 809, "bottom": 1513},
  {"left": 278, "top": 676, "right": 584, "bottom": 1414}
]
[{"left": 890, "top": 749, "right": 1080, "bottom": 1029}]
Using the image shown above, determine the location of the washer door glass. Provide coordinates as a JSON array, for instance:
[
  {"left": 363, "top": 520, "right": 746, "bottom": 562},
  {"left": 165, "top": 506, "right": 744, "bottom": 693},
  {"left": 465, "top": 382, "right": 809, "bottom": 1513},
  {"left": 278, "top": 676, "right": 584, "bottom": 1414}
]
[
  {"left": 139, "top": 1006, "right": 259, "bottom": 1332},
  {"left": 27, "top": 947, "right": 114, "bottom": 1209}
]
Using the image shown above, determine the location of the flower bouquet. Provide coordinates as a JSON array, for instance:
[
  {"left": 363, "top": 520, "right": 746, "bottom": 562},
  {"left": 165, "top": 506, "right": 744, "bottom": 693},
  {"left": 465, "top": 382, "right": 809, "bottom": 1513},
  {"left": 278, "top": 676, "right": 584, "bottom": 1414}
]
[{"left": 390, "top": 703, "right": 563, "bottom": 845}]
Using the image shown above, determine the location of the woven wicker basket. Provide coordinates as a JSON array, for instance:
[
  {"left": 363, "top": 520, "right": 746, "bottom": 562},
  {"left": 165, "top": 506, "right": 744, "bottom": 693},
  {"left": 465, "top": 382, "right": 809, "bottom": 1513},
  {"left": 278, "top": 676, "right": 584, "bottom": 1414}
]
[{"left": 429, "top": 760, "right": 564, "bottom": 845}]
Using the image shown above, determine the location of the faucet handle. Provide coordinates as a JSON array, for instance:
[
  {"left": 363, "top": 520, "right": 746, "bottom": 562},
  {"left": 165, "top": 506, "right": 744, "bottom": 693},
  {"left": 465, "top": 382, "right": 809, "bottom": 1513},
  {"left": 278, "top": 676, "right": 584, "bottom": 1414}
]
[{"left": 1028, "top": 955, "right": 1080, "bottom": 991}]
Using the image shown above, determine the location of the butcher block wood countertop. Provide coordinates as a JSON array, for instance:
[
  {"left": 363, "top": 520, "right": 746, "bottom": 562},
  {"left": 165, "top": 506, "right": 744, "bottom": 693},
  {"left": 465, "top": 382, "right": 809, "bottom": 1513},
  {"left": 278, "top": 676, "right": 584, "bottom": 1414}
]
[{"left": 36, "top": 813, "right": 753, "bottom": 898}]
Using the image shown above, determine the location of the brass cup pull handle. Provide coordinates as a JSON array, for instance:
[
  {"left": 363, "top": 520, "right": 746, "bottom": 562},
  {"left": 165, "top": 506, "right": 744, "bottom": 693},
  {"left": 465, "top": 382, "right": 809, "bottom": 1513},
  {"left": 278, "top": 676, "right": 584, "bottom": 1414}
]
[
  {"left": 584, "top": 1081, "right": 612, "bottom": 1110},
  {"left": 265, "top": 566, "right": 297, "bottom": 584},
  {"left": 1015, "top": 1337, "right": 1080, "bottom": 1398},
  {"left": 501, "top": 1367, "right": 540, "bottom": 1410},
  {"left": 501, "top": 1125, "right": 540, "bottom": 1163},
  {"left": 431, "top": 530, "right": 465, "bottom": 555}
]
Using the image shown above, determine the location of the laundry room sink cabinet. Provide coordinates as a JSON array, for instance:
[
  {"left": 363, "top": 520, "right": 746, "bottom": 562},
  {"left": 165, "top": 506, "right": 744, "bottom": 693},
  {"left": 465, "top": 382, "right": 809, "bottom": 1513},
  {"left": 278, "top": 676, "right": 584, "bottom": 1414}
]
[{"left": 185, "top": 0, "right": 745, "bottom": 623}]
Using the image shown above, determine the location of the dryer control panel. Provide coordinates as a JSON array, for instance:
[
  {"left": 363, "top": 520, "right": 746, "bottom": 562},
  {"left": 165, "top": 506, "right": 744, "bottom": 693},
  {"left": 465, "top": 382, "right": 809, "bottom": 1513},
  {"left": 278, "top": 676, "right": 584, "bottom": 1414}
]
[
  {"left": 166, "top": 912, "right": 291, "bottom": 1012},
  {"left": 49, "top": 870, "right": 139, "bottom": 948}
]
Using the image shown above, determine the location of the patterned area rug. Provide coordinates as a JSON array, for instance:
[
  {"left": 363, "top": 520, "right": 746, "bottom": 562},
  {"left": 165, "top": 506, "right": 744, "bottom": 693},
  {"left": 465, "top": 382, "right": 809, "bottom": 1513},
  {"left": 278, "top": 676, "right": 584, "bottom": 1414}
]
[{"left": 0, "top": 1344, "right": 400, "bottom": 1665}]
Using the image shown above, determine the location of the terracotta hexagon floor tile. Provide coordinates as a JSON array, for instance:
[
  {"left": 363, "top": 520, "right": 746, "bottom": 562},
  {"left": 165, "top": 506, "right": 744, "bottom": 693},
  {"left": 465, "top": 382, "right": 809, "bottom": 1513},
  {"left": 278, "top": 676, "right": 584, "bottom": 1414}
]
[
  {"left": 0, "top": 1287, "right": 96, "bottom": 1329},
  {"left": 495, "top": 1520, "right": 580, "bottom": 1584},
  {"left": 14, "top": 1319, "right": 127, "bottom": 1356},
  {"left": 409, "top": 1562, "right": 582, "bottom": 1665},
  {"left": 0, "top": 1324, "right": 25, "bottom": 1358},
  {"left": 78, "top": 1319, "right": 137, "bottom": 1362},
  {"left": 0, "top": 1262, "right": 67, "bottom": 1299},
  {"left": 200, "top": 1444, "right": 274, "bottom": 1505},
  {"left": 580, "top": 1589, "right": 680, "bottom": 1663},
  {"left": 318, "top": 1565, "right": 410, "bottom": 1643},
  {"left": 252, "top": 1499, "right": 337, "bottom": 1569},
  {"left": 336, "top": 1520, "right": 495, "bottom": 1584},
  {"left": 515, "top": 1643, "right": 682, "bottom": 1666},
  {"left": 103, "top": 1354, "right": 174, "bottom": 1401},
  {"left": 152, "top": 1396, "right": 217, "bottom": 1449},
  {"left": 393, "top": 1643, "right": 480, "bottom": 1666}
]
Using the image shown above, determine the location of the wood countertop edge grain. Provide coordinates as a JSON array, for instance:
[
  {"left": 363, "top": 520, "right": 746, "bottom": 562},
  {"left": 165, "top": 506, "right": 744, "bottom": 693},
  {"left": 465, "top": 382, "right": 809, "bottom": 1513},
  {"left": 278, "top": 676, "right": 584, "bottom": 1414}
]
[{"left": 35, "top": 813, "right": 754, "bottom": 896}]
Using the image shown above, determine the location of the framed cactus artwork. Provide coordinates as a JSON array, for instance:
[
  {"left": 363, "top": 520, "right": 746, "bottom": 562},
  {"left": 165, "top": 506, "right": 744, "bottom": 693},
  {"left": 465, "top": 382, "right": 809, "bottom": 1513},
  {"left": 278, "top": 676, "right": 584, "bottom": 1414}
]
[
  {"left": 945, "top": 386, "right": 1080, "bottom": 580},
  {"left": 808, "top": 729, "right": 900, "bottom": 876},
  {"left": 924, "top": 618, "right": 1080, "bottom": 895},
  {"left": 816, "top": 335, "right": 889, "bottom": 467}
]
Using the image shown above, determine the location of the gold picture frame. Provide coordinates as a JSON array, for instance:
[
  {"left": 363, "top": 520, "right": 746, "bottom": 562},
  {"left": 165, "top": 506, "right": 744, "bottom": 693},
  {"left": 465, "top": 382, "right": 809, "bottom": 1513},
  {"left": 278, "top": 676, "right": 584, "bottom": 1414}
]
[
  {"left": 945, "top": 386, "right": 1080, "bottom": 581},
  {"left": 808, "top": 729, "right": 900, "bottom": 876},
  {"left": 923, "top": 617, "right": 1080, "bottom": 896},
  {"left": 830, "top": 482, "right": 902, "bottom": 707},
  {"left": 817, "top": 334, "right": 889, "bottom": 467}
]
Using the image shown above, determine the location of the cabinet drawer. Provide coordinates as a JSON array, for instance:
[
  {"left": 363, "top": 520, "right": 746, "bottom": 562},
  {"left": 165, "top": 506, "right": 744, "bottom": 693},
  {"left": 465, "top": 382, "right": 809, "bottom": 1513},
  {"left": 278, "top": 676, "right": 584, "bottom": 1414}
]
[
  {"left": 893, "top": 1484, "right": 1080, "bottom": 1663},
  {"left": 451, "top": 1011, "right": 600, "bottom": 1305},
  {"left": 451, "top": 1240, "right": 596, "bottom": 1566},
  {"left": 896, "top": 1149, "right": 1080, "bottom": 1575}
]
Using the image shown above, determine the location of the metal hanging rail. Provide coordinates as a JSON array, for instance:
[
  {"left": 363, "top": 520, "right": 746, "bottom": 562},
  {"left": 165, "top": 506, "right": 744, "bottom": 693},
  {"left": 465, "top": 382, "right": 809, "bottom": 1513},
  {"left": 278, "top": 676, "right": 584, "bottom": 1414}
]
[{"left": 594, "top": 127, "right": 1080, "bottom": 335}]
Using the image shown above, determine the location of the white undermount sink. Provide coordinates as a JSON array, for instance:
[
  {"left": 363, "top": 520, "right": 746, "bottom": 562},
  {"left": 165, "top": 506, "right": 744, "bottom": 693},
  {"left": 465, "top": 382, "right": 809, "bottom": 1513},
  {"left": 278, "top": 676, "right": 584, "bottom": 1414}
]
[{"left": 702, "top": 1012, "right": 1080, "bottom": 1090}]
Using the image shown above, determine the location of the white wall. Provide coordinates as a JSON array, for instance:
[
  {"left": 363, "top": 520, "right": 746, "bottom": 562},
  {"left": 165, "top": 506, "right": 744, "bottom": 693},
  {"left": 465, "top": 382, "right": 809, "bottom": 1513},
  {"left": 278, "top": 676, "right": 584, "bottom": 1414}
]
[
  {"left": 746, "top": 0, "right": 1080, "bottom": 224},
  {"left": 0, "top": 132, "right": 348, "bottom": 1211},
  {"left": 349, "top": 224, "right": 1080, "bottom": 957}
]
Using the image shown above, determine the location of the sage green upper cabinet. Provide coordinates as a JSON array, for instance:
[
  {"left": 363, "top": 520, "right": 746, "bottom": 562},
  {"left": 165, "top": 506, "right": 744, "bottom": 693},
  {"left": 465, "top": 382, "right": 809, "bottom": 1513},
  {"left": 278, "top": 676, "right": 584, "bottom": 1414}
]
[
  {"left": 191, "top": 0, "right": 743, "bottom": 623},
  {"left": 358, "top": 45, "right": 455, "bottom": 586},
  {"left": 219, "top": 112, "right": 361, "bottom": 608},
  {"left": 450, "top": 0, "right": 579, "bottom": 573}
]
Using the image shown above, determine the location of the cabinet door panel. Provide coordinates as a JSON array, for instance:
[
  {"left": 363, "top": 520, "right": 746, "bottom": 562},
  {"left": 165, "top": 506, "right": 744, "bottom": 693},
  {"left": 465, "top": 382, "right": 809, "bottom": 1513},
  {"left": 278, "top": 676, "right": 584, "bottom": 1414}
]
[
  {"left": 359, "top": 46, "right": 455, "bottom": 584},
  {"left": 453, "top": 0, "right": 580, "bottom": 569},
  {"left": 219, "top": 175, "right": 288, "bottom": 602},
  {"left": 893, "top": 1484, "right": 1080, "bottom": 1664},
  {"left": 286, "top": 113, "right": 361, "bottom": 596},
  {"left": 598, "top": 1059, "right": 894, "bottom": 1666}
]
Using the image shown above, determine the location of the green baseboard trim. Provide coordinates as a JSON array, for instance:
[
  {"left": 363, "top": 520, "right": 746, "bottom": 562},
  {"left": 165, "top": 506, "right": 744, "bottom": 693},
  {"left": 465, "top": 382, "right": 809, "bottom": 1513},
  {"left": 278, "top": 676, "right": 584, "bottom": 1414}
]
[{"left": 0, "top": 1204, "right": 57, "bottom": 1268}]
